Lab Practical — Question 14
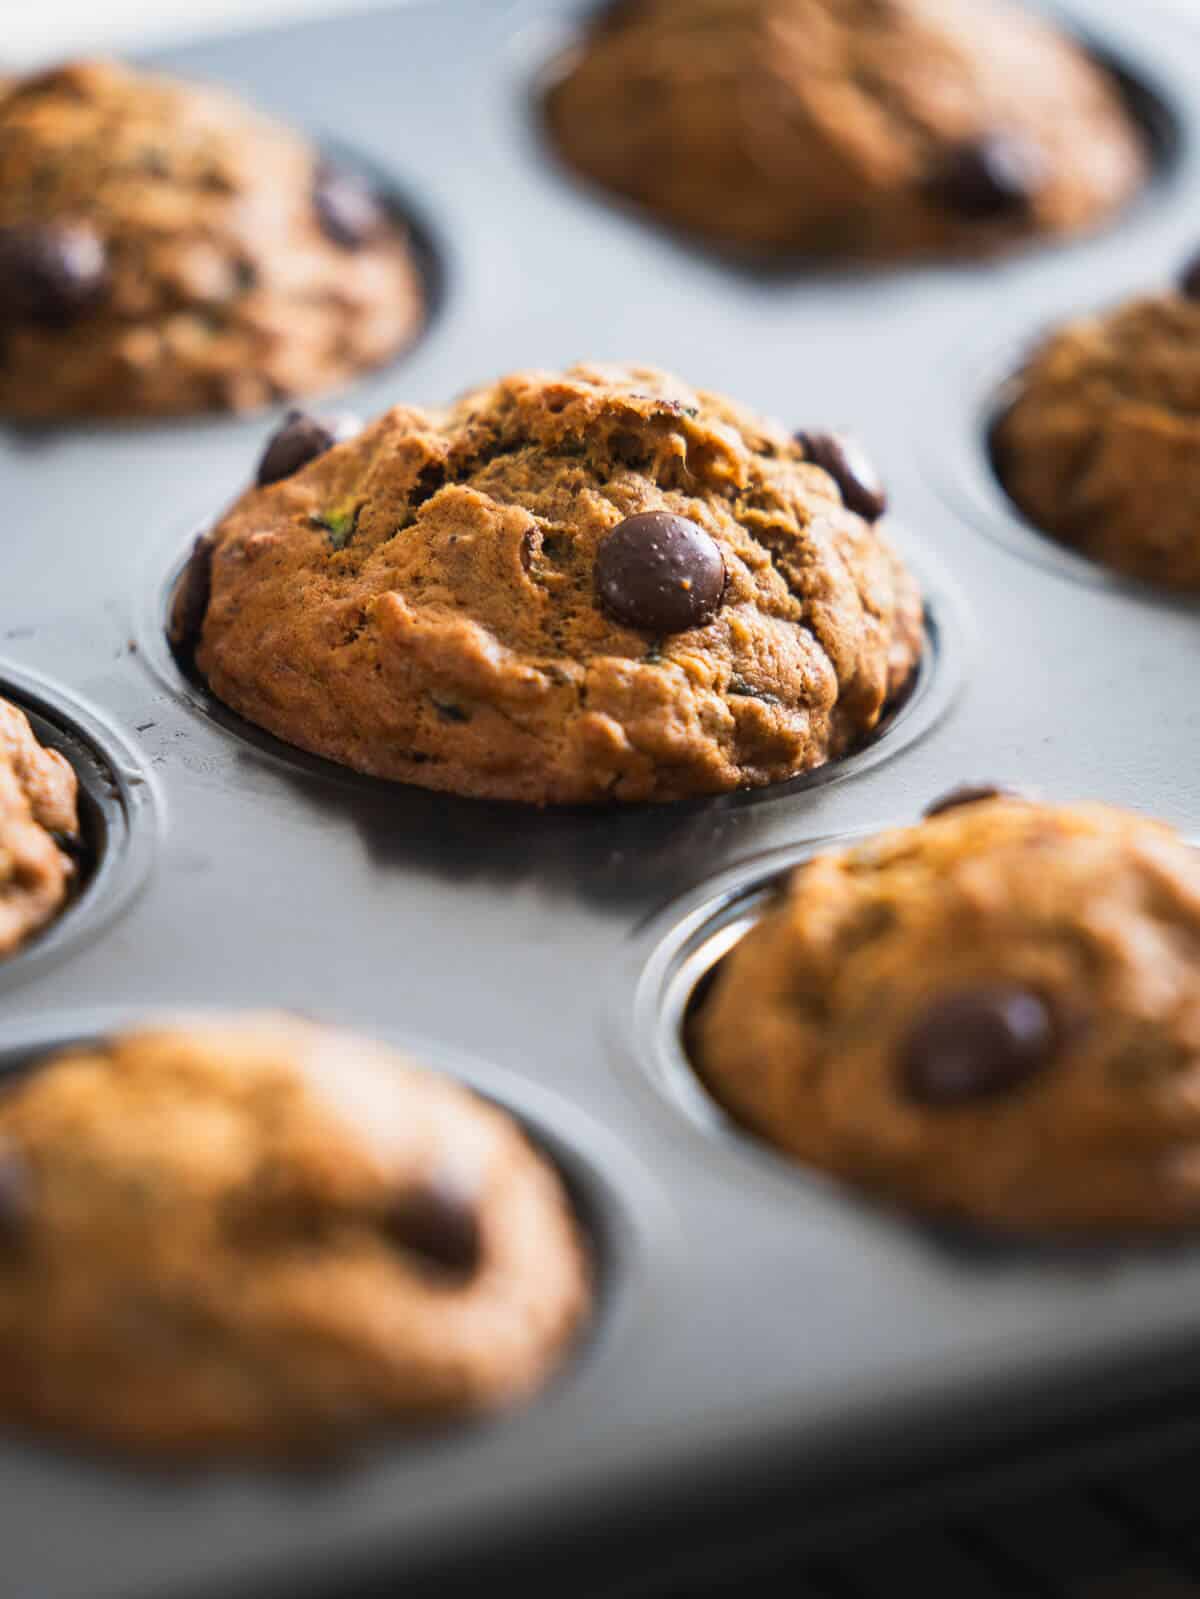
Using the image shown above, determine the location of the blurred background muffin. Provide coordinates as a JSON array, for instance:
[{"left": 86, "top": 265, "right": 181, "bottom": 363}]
[
  {"left": 0, "top": 60, "right": 424, "bottom": 418},
  {"left": 695, "top": 790, "right": 1200, "bottom": 1232},
  {"left": 0, "top": 1014, "right": 590, "bottom": 1456},
  {"left": 545, "top": 0, "right": 1147, "bottom": 262},
  {"left": 992, "top": 259, "right": 1200, "bottom": 589}
]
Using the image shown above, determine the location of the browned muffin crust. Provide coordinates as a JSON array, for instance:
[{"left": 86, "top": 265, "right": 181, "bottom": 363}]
[
  {"left": 0, "top": 61, "right": 424, "bottom": 418},
  {"left": 0, "top": 697, "right": 80, "bottom": 960},
  {"left": 174, "top": 363, "right": 923, "bottom": 804},
  {"left": 695, "top": 798, "right": 1200, "bottom": 1232},
  {"left": 545, "top": 0, "right": 1146, "bottom": 261},
  {"left": 993, "top": 293, "right": 1200, "bottom": 590},
  {"left": 0, "top": 1015, "right": 590, "bottom": 1456}
]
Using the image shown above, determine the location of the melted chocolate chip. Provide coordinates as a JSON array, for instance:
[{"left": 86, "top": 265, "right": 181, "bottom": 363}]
[
  {"left": 595, "top": 511, "right": 726, "bottom": 633},
  {"left": 386, "top": 1175, "right": 481, "bottom": 1277},
  {"left": 0, "top": 222, "right": 108, "bottom": 328},
  {"left": 794, "top": 431, "right": 887, "bottom": 523},
  {"left": 923, "top": 783, "right": 1028, "bottom": 819},
  {"left": 902, "top": 985, "right": 1055, "bottom": 1106},
  {"left": 1180, "top": 253, "right": 1200, "bottom": 301},
  {"left": 169, "top": 533, "right": 215, "bottom": 662},
  {"left": 313, "top": 162, "right": 384, "bottom": 250},
  {"left": 256, "top": 411, "right": 350, "bottom": 486},
  {"left": 927, "top": 134, "right": 1046, "bottom": 221}
]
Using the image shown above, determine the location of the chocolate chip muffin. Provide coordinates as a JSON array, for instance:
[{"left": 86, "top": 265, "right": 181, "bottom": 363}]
[
  {"left": 170, "top": 364, "right": 922, "bottom": 804},
  {"left": 0, "top": 1014, "right": 589, "bottom": 1456},
  {"left": 0, "top": 61, "right": 424, "bottom": 419},
  {"left": 992, "top": 267, "right": 1200, "bottom": 590},
  {"left": 545, "top": 0, "right": 1147, "bottom": 261},
  {"left": 694, "top": 790, "right": 1200, "bottom": 1232},
  {"left": 0, "top": 697, "right": 80, "bottom": 961}
]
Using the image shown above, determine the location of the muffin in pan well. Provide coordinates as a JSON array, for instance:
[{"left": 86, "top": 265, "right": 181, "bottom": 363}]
[
  {"left": 545, "top": 0, "right": 1147, "bottom": 262},
  {"left": 0, "top": 1013, "right": 591, "bottom": 1457},
  {"left": 0, "top": 60, "right": 424, "bottom": 418},
  {"left": 172, "top": 364, "right": 923, "bottom": 804},
  {"left": 695, "top": 788, "right": 1200, "bottom": 1232}
]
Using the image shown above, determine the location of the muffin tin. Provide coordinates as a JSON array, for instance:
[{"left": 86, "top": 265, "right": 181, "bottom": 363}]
[{"left": 2, "top": 0, "right": 1200, "bottom": 1594}]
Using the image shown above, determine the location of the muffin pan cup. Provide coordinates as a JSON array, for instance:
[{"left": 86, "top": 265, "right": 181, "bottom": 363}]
[
  {"left": 0, "top": 664, "right": 160, "bottom": 996},
  {"left": 2, "top": 0, "right": 1200, "bottom": 1595}
]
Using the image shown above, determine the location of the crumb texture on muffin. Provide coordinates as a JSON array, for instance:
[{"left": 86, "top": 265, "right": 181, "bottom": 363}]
[
  {"left": 0, "top": 61, "right": 423, "bottom": 418},
  {"left": 0, "top": 1015, "right": 590, "bottom": 1455},
  {"left": 993, "top": 294, "right": 1200, "bottom": 589},
  {"left": 695, "top": 798, "right": 1200, "bottom": 1231},
  {"left": 545, "top": 0, "right": 1146, "bottom": 260},
  {"left": 0, "top": 697, "right": 80, "bottom": 960},
  {"left": 178, "top": 362, "right": 922, "bottom": 805}
]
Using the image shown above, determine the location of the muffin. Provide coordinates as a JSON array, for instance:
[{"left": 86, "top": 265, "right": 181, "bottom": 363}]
[
  {"left": 0, "top": 697, "right": 81, "bottom": 960},
  {"left": 0, "top": 60, "right": 424, "bottom": 419},
  {"left": 170, "top": 363, "right": 923, "bottom": 804},
  {"left": 992, "top": 265, "right": 1200, "bottom": 590},
  {"left": 545, "top": 0, "right": 1147, "bottom": 261},
  {"left": 694, "top": 788, "right": 1200, "bottom": 1232},
  {"left": 0, "top": 1014, "right": 590, "bottom": 1456}
]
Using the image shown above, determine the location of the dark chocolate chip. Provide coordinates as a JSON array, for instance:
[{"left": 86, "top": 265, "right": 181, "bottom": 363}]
[
  {"left": 794, "top": 431, "right": 887, "bottom": 522},
  {"left": 595, "top": 511, "right": 726, "bottom": 633},
  {"left": 923, "top": 783, "right": 1028, "bottom": 819},
  {"left": 926, "top": 134, "right": 1046, "bottom": 221},
  {"left": 313, "top": 161, "right": 384, "bottom": 250},
  {"left": 256, "top": 410, "right": 344, "bottom": 486},
  {"left": 385, "top": 1174, "right": 481, "bottom": 1277},
  {"left": 1179, "top": 253, "right": 1200, "bottom": 301},
  {"left": 0, "top": 1146, "right": 31, "bottom": 1251},
  {"left": 169, "top": 532, "right": 215, "bottom": 661},
  {"left": 902, "top": 984, "right": 1055, "bottom": 1106},
  {"left": 0, "top": 222, "right": 108, "bottom": 328}
]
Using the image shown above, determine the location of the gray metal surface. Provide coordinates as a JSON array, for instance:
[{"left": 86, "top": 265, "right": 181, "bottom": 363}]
[{"left": 1, "top": 0, "right": 1199, "bottom": 1593}]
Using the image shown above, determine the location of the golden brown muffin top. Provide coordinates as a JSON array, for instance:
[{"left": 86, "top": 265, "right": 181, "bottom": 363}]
[
  {"left": 0, "top": 60, "right": 423, "bottom": 417},
  {"left": 176, "top": 363, "right": 921, "bottom": 803},
  {"left": 0, "top": 1014, "right": 590, "bottom": 1455},
  {"left": 696, "top": 795, "right": 1200, "bottom": 1232}
]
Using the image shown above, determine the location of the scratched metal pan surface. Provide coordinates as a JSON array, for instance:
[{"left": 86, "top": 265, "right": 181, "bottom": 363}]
[{"left": 2, "top": 0, "right": 1200, "bottom": 1594}]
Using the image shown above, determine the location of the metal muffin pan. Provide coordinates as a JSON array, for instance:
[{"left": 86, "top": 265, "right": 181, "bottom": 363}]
[{"left": 2, "top": 0, "right": 1200, "bottom": 1594}]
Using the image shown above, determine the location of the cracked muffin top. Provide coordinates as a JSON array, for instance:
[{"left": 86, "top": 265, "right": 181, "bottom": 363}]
[
  {"left": 0, "top": 60, "right": 424, "bottom": 419},
  {"left": 0, "top": 1014, "right": 590, "bottom": 1456},
  {"left": 544, "top": 0, "right": 1147, "bottom": 261},
  {"left": 992, "top": 277, "right": 1200, "bottom": 590},
  {"left": 171, "top": 363, "right": 922, "bottom": 805},
  {"left": 0, "top": 698, "right": 80, "bottom": 962},
  {"left": 694, "top": 790, "right": 1200, "bottom": 1233}
]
